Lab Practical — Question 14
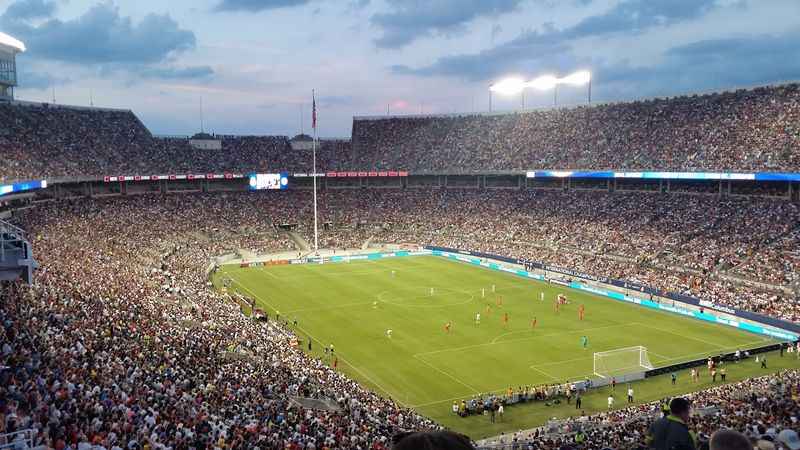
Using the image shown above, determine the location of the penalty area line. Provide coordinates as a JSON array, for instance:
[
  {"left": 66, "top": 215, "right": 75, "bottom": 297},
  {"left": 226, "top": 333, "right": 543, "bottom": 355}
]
[{"left": 412, "top": 354, "right": 481, "bottom": 396}]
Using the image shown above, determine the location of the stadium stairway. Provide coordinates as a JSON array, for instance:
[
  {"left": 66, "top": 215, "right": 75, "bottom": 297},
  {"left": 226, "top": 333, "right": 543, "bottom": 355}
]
[
  {"left": 0, "top": 219, "right": 37, "bottom": 284},
  {"left": 361, "top": 236, "right": 374, "bottom": 250},
  {"left": 287, "top": 230, "right": 311, "bottom": 252}
]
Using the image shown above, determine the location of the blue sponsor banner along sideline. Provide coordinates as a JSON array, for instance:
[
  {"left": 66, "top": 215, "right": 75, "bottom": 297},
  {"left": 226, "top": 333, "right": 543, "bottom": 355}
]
[
  {"left": 525, "top": 170, "right": 800, "bottom": 182},
  {"left": 425, "top": 245, "right": 799, "bottom": 341},
  {"left": 0, "top": 179, "right": 47, "bottom": 197}
]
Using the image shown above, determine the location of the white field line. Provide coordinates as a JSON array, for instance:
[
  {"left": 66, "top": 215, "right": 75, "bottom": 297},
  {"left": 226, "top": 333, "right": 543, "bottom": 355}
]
[
  {"left": 529, "top": 365, "right": 561, "bottom": 381},
  {"left": 412, "top": 354, "right": 481, "bottom": 396},
  {"left": 415, "top": 323, "right": 633, "bottom": 359},
  {"left": 226, "top": 275, "right": 408, "bottom": 407},
  {"left": 226, "top": 262, "right": 778, "bottom": 411},
  {"left": 284, "top": 300, "right": 376, "bottom": 314},
  {"left": 411, "top": 338, "right": 776, "bottom": 409},
  {"left": 634, "top": 321, "right": 735, "bottom": 349},
  {"left": 259, "top": 268, "right": 281, "bottom": 279}
]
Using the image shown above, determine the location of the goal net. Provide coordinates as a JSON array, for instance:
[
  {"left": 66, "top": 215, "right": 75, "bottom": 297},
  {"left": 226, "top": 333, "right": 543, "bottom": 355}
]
[{"left": 593, "top": 346, "right": 654, "bottom": 378}]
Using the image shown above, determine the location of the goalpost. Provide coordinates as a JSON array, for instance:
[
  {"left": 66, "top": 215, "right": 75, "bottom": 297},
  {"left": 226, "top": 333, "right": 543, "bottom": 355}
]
[{"left": 593, "top": 346, "right": 654, "bottom": 378}]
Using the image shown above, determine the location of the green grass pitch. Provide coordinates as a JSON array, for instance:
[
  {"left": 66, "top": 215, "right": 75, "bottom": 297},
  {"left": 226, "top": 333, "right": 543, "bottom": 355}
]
[{"left": 214, "top": 256, "right": 797, "bottom": 438}]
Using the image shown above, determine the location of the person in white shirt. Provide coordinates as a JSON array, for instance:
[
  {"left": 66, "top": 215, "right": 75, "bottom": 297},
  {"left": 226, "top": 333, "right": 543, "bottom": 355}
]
[
  {"left": 627, "top": 385, "right": 634, "bottom": 403},
  {"left": 607, "top": 395, "right": 614, "bottom": 409}
]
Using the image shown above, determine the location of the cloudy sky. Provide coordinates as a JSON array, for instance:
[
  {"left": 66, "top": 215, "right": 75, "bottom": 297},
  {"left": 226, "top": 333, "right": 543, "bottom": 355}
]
[{"left": 2, "top": 0, "right": 798, "bottom": 137}]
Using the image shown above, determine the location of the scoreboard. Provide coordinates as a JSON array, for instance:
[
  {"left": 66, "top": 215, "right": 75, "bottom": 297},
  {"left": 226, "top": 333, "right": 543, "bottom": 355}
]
[{"left": 248, "top": 173, "right": 289, "bottom": 190}]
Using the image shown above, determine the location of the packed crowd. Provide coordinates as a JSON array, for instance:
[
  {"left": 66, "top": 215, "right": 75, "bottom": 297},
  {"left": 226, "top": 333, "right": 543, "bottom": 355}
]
[
  {"left": 1, "top": 194, "right": 438, "bottom": 449},
  {"left": 484, "top": 370, "right": 800, "bottom": 450},
  {"left": 0, "top": 102, "right": 352, "bottom": 181},
  {"left": 310, "top": 189, "right": 799, "bottom": 321},
  {"left": 3, "top": 83, "right": 800, "bottom": 182},
  {"left": 352, "top": 83, "right": 800, "bottom": 172},
  {"left": 2, "top": 190, "right": 799, "bottom": 449}
]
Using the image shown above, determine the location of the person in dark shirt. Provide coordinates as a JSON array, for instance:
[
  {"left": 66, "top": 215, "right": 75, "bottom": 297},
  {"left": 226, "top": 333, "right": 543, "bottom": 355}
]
[{"left": 647, "top": 397, "right": 696, "bottom": 450}]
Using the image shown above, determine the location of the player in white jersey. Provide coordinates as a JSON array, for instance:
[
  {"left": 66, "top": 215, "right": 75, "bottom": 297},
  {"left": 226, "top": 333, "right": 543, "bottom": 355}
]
[
  {"left": 475, "top": 312, "right": 481, "bottom": 324},
  {"left": 386, "top": 329, "right": 393, "bottom": 338},
  {"left": 540, "top": 292, "right": 544, "bottom": 301}
]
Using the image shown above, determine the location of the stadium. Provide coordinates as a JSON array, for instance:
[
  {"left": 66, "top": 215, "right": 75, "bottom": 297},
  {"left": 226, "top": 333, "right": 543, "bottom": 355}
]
[{"left": 2, "top": 3, "right": 800, "bottom": 450}]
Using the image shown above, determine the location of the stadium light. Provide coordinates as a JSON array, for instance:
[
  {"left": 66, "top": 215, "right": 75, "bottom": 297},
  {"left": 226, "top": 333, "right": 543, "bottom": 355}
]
[
  {"left": 489, "top": 77, "right": 527, "bottom": 95},
  {"left": 488, "top": 70, "right": 592, "bottom": 109},
  {"left": 559, "top": 70, "right": 591, "bottom": 86},
  {"left": 527, "top": 75, "right": 558, "bottom": 90}
]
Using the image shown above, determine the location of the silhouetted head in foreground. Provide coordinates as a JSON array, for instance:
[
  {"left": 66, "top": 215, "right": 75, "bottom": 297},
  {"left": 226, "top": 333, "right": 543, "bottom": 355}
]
[
  {"left": 392, "top": 431, "right": 476, "bottom": 450},
  {"left": 709, "top": 429, "right": 752, "bottom": 450}
]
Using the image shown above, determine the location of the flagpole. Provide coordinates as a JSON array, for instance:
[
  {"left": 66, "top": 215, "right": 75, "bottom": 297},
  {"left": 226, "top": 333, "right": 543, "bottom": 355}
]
[{"left": 312, "top": 90, "right": 319, "bottom": 253}]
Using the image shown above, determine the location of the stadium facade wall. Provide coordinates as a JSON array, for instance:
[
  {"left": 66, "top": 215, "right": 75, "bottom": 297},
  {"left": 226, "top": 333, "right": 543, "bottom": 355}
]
[{"left": 425, "top": 245, "right": 800, "bottom": 341}]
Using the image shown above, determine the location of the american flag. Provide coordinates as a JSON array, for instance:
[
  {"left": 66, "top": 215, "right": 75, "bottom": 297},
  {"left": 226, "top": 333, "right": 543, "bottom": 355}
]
[{"left": 312, "top": 90, "right": 317, "bottom": 130}]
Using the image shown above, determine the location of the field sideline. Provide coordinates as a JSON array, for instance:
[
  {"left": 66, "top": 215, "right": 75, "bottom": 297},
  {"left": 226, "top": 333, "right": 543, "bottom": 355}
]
[{"left": 214, "top": 256, "right": 793, "bottom": 438}]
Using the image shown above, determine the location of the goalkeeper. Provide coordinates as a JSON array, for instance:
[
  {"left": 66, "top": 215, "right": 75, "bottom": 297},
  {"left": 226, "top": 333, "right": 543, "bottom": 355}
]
[{"left": 581, "top": 335, "right": 589, "bottom": 349}]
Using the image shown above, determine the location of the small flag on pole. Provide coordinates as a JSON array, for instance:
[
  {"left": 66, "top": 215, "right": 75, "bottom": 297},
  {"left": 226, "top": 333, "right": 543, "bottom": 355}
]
[{"left": 312, "top": 90, "right": 317, "bottom": 130}]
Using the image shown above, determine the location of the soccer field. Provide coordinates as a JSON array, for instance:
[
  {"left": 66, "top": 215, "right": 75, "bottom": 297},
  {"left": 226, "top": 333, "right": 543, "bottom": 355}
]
[{"left": 215, "top": 256, "right": 781, "bottom": 437}]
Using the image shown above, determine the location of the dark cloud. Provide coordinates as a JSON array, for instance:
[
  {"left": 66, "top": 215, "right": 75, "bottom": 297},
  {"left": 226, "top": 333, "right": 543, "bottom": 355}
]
[
  {"left": 371, "top": 0, "right": 523, "bottom": 49},
  {"left": 564, "top": 0, "right": 716, "bottom": 38},
  {"left": 2, "top": 3, "right": 196, "bottom": 65},
  {"left": 2, "top": 0, "right": 55, "bottom": 21},
  {"left": 600, "top": 31, "right": 800, "bottom": 95},
  {"left": 214, "top": 0, "right": 311, "bottom": 13},
  {"left": 391, "top": 29, "right": 573, "bottom": 81},
  {"left": 393, "top": 0, "right": 721, "bottom": 80},
  {"left": 1, "top": 1, "right": 210, "bottom": 81}
]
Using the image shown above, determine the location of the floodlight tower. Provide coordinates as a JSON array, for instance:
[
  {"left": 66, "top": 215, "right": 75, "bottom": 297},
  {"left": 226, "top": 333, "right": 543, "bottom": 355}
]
[
  {"left": 0, "top": 32, "right": 26, "bottom": 101},
  {"left": 489, "top": 70, "right": 591, "bottom": 109}
]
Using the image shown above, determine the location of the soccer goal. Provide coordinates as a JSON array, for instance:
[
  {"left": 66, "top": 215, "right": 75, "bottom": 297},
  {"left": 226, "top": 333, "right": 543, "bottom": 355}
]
[{"left": 593, "top": 346, "right": 654, "bottom": 378}]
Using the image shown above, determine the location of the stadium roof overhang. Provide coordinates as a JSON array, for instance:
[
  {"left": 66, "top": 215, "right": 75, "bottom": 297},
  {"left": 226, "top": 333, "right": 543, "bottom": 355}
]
[{"left": 0, "top": 32, "right": 26, "bottom": 53}]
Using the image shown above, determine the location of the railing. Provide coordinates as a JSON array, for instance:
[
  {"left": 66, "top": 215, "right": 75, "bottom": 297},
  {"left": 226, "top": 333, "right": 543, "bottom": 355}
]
[
  {"left": 0, "top": 218, "right": 27, "bottom": 261},
  {"left": 0, "top": 429, "right": 35, "bottom": 449}
]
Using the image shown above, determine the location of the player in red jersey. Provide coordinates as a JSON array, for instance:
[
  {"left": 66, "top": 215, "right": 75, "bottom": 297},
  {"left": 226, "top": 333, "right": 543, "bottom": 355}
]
[
  {"left": 444, "top": 321, "right": 452, "bottom": 333},
  {"left": 579, "top": 304, "right": 585, "bottom": 321},
  {"left": 531, "top": 316, "right": 538, "bottom": 328},
  {"left": 503, "top": 312, "right": 509, "bottom": 328}
]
